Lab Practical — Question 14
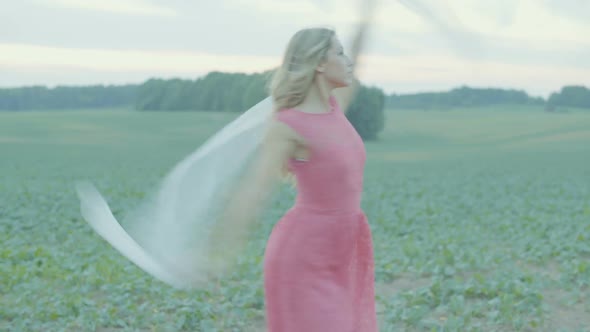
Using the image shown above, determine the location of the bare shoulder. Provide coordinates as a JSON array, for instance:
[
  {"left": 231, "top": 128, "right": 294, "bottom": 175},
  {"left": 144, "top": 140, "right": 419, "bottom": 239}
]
[{"left": 260, "top": 114, "right": 310, "bottom": 164}]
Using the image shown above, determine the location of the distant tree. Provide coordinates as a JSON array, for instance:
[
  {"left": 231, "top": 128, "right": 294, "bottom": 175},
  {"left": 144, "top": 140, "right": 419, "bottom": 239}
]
[
  {"left": 346, "top": 85, "right": 386, "bottom": 140},
  {"left": 547, "top": 85, "right": 590, "bottom": 110}
]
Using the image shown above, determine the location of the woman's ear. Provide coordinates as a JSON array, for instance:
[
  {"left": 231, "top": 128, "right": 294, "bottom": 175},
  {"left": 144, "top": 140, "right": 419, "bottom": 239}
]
[{"left": 316, "top": 63, "right": 326, "bottom": 73}]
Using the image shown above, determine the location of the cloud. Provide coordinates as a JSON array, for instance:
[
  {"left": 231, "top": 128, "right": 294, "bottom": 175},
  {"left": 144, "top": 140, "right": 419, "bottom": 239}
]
[
  {"left": 541, "top": 0, "right": 590, "bottom": 23},
  {"left": 34, "top": 0, "right": 179, "bottom": 17},
  {"left": 1, "top": 2, "right": 295, "bottom": 55},
  {"left": 230, "top": 0, "right": 319, "bottom": 15},
  {"left": 439, "top": 0, "right": 590, "bottom": 44},
  {"left": 0, "top": 43, "right": 277, "bottom": 72},
  {"left": 395, "top": 0, "right": 485, "bottom": 59}
]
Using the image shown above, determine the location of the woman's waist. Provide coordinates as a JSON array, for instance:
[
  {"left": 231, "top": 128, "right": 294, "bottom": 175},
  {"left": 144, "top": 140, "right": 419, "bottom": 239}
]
[{"left": 290, "top": 201, "right": 363, "bottom": 216}]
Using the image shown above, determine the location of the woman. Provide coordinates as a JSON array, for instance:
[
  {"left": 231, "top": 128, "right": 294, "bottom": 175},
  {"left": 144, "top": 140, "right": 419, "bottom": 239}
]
[{"left": 218, "top": 2, "right": 378, "bottom": 330}]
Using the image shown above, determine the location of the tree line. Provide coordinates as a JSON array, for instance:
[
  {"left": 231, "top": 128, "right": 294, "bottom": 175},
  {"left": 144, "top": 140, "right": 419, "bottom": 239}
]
[
  {"left": 0, "top": 72, "right": 588, "bottom": 140},
  {"left": 387, "top": 85, "right": 590, "bottom": 111},
  {"left": 0, "top": 85, "right": 137, "bottom": 110},
  {"left": 387, "top": 86, "right": 545, "bottom": 110},
  {"left": 135, "top": 72, "right": 269, "bottom": 112},
  {"left": 1, "top": 75, "right": 588, "bottom": 113}
]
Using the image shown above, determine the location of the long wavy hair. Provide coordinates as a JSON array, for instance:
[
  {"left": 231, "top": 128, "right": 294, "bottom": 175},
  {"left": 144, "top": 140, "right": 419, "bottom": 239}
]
[
  {"left": 266, "top": 28, "right": 335, "bottom": 186},
  {"left": 269, "top": 27, "right": 335, "bottom": 113}
]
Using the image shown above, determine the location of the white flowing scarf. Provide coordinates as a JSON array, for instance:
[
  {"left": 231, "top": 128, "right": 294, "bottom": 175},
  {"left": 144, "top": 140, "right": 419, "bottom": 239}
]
[{"left": 76, "top": 97, "right": 274, "bottom": 288}]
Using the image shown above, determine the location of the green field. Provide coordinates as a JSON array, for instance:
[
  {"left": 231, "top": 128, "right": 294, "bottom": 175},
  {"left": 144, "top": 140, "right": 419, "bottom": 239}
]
[{"left": 1, "top": 107, "right": 589, "bottom": 331}]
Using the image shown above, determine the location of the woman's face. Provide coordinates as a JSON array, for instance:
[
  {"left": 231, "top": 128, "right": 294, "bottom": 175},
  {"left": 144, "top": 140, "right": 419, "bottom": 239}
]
[{"left": 318, "top": 36, "right": 353, "bottom": 89}]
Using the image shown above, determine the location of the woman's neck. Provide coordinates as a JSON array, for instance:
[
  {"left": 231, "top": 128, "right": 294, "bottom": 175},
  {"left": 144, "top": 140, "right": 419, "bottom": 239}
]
[{"left": 299, "top": 79, "right": 333, "bottom": 113}]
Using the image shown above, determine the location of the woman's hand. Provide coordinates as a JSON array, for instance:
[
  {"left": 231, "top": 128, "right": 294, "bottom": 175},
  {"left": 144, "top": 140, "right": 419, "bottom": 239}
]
[
  {"left": 351, "top": 0, "right": 377, "bottom": 63},
  {"left": 333, "top": 0, "right": 378, "bottom": 112}
]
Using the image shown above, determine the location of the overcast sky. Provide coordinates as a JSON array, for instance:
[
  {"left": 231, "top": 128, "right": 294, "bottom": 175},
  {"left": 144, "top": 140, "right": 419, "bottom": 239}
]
[{"left": 1, "top": 0, "right": 589, "bottom": 97}]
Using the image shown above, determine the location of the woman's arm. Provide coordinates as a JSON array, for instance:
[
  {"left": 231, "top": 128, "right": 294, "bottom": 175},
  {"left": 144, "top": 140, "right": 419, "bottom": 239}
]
[
  {"left": 333, "top": 0, "right": 377, "bottom": 112},
  {"left": 209, "top": 119, "right": 297, "bottom": 257}
]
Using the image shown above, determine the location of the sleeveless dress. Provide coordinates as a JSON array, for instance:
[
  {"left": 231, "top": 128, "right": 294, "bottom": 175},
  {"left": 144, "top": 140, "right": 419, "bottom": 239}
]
[{"left": 263, "top": 95, "right": 378, "bottom": 332}]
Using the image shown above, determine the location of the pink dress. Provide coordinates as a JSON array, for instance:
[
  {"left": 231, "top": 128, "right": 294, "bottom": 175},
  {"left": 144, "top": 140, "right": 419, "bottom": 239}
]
[{"left": 263, "top": 96, "right": 378, "bottom": 332}]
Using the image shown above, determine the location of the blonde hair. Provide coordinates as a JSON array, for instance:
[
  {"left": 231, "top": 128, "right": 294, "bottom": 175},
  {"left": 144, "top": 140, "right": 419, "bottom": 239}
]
[
  {"left": 267, "top": 27, "right": 336, "bottom": 187},
  {"left": 269, "top": 27, "right": 335, "bottom": 113}
]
